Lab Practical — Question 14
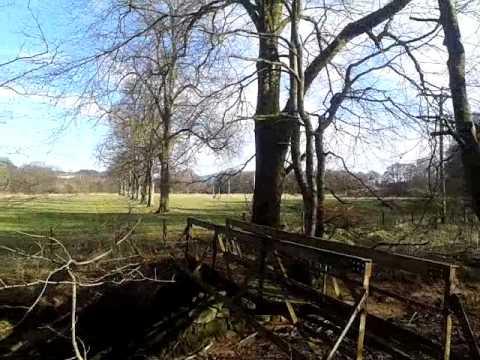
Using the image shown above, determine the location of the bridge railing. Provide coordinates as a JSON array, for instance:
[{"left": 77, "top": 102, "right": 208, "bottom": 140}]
[
  {"left": 226, "top": 218, "right": 480, "bottom": 360},
  {"left": 182, "top": 217, "right": 479, "bottom": 360},
  {"left": 184, "top": 217, "right": 373, "bottom": 360}
]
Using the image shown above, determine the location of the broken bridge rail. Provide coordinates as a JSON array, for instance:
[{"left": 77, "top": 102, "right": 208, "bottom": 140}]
[{"left": 177, "top": 217, "right": 479, "bottom": 360}]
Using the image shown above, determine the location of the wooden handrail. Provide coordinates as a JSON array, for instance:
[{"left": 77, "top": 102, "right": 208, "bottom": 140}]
[{"left": 227, "top": 218, "right": 457, "bottom": 276}]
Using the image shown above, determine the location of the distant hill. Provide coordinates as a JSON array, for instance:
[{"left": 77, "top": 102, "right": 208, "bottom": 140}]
[
  {"left": 57, "top": 169, "right": 106, "bottom": 178},
  {"left": 0, "top": 157, "right": 14, "bottom": 167},
  {"left": 74, "top": 169, "right": 105, "bottom": 177}
]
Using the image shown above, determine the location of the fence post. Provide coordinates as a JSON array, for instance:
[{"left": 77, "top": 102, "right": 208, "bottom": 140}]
[
  {"left": 356, "top": 261, "right": 372, "bottom": 360},
  {"left": 322, "top": 264, "right": 328, "bottom": 295},
  {"left": 49, "top": 227, "right": 54, "bottom": 258},
  {"left": 185, "top": 219, "right": 192, "bottom": 258},
  {"left": 442, "top": 266, "right": 456, "bottom": 360},
  {"left": 212, "top": 229, "right": 218, "bottom": 269},
  {"left": 258, "top": 236, "right": 268, "bottom": 299},
  {"left": 162, "top": 218, "right": 167, "bottom": 243}
]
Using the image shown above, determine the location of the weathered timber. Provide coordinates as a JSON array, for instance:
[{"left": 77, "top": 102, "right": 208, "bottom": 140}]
[
  {"left": 220, "top": 249, "right": 372, "bottom": 359},
  {"left": 176, "top": 262, "right": 309, "bottom": 360},
  {"left": 223, "top": 252, "right": 447, "bottom": 359},
  {"left": 443, "top": 266, "right": 456, "bottom": 360},
  {"left": 188, "top": 218, "right": 225, "bottom": 233},
  {"left": 227, "top": 218, "right": 456, "bottom": 276},
  {"left": 186, "top": 218, "right": 470, "bottom": 359},
  {"left": 450, "top": 294, "right": 480, "bottom": 359},
  {"left": 326, "top": 291, "right": 368, "bottom": 360},
  {"left": 228, "top": 227, "right": 371, "bottom": 273}
]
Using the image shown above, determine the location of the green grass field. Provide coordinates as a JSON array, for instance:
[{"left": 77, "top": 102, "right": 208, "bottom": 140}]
[
  {"left": 0, "top": 192, "right": 461, "bottom": 256},
  {"left": 0, "top": 193, "right": 305, "bottom": 251}
]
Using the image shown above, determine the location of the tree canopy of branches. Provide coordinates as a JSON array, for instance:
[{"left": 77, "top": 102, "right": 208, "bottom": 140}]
[
  {"left": 8, "top": 0, "right": 480, "bottom": 234},
  {"left": 95, "top": 0, "right": 245, "bottom": 211}
]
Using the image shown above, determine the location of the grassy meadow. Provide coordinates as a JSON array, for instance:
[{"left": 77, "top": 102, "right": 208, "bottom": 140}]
[
  {"left": 0, "top": 192, "right": 473, "bottom": 259},
  {"left": 0, "top": 193, "right": 305, "bottom": 251}
]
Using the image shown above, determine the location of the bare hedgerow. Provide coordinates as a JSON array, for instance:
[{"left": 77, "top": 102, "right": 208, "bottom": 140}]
[{"left": 0, "top": 218, "right": 174, "bottom": 360}]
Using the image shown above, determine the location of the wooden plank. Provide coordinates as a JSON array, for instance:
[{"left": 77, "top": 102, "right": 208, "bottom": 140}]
[
  {"left": 184, "top": 223, "right": 192, "bottom": 258},
  {"left": 356, "top": 262, "right": 372, "bottom": 360},
  {"left": 188, "top": 217, "right": 226, "bottom": 233},
  {"left": 176, "top": 262, "right": 308, "bottom": 360},
  {"left": 273, "top": 250, "right": 298, "bottom": 324},
  {"left": 442, "top": 266, "right": 456, "bottom": 360},
  {"left": 326, "top": 291, "right": 368, "bottom": 360},
  {"left": 223, "top": 252, "right": 445, "bottom": 359},
  {"left": 212, "top": 230, "right": 218, "bottom": 269},
  {"left": 450, "top": 294, "right": 480, "bottom": 359},
  {"left": 257, "top": 237, "right": 268, "bottom": 298},
  {"left": 227, "top": 218, "right": 456, "bottom": 276},
  {"left": 228, "top": 228, "right": 371, "bottom": 272},
  {"left": 330, "top": 272, "right": 442, "bottom": 312}
]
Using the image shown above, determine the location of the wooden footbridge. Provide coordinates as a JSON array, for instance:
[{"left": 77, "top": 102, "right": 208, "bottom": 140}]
[{"left": 176, "top": 218, "right": 480, "bottom": 360}]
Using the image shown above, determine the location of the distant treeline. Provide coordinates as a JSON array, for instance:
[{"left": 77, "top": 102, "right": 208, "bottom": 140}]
[
  {"left": 163, "top": 150, "right": 465, "bottom": 197},
  {"left": 0, "top": 158, "right": 116, "bottom": 194},
  {"left": 0, "top": 148, "right": 465, "bottom": 196}
]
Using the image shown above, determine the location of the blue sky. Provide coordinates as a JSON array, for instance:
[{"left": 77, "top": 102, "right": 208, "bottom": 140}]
[
  {"left": 0, "top": 0, "right": 428, "bottom": 175},
  {"left": 0, "top": 0, "right": 110, "bottom": 171},
  {"left": 1, "top": 1, "right": 476, "bottom": 175},
  {"left": 0, "top": 0, "right": 256, "bottom": 174},
  {"left": 0, "top": 92, "right": 108, "bottom": 171}
]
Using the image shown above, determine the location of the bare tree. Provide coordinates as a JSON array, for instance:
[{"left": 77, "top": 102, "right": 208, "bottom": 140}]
[
  {"left": 437, "top": 0, "right": 480, "bottom": 219},
  {"left": 94, "top": 0, "right": 244, "bottom": 212}
]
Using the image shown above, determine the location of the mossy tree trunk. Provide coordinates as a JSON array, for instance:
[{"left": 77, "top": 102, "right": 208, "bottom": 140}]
[
  {"left": 249, "top": 0, "right": 292, "bottom": 227},
  {"left": 438, "top": 0, "right": 480, "bottom": 220},
  {"left": 158, "top": 121, "right": 171, "bottom": 214}
]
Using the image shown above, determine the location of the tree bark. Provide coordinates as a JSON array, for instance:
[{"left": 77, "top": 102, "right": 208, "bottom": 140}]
[
  {"left": 249, "top": 0, "right": 412, "bottom": 227},
  {"left": 223, "top": 1, "right": 287, "bottom": 227},
  {"left": 438, "top": 0, "right": 480, "bottom": 218},
  {"left": 147, "top": 160, "right": 153, "bottom": 208},
  {"left": 288, "top": 0, "right": 317, "bottom": 236},
  {"left": 251, "top": 0, "right": 292, "bottom": 227},
  {"left": 159, "top": 156, "right": 170, "bottom": 213},
  {"left": 140, "top": 178, "right": 147, "bottom": 204},
  {"left": 157, "top": 121, "right": 171, "bottom": 213},
  {"left": 315, "top": 129, "right": 326, "bottom": 238},
  {"left": 135, "top": 176, "right": 140, "bottom": 200}
]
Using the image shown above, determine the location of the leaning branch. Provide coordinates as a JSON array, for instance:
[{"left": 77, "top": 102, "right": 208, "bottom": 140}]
[{"left": 303, "top": 0, "right": 412, "bottom": 92}]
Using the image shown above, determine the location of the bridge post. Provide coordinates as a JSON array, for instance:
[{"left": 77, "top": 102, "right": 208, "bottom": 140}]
[
  {"left": 257, "top": 237, "right": 267, "bottom": 299},
  {"left": 212, "top": 229, "right": 218, "bottom": 269},
  {"left": 185, "top": 219, "right": 192, "bottom": 258},
  {"left": 442, "top": 265, "right": 457, "bottom": 360},
  {"left": 356, "top": 261, "right": 372, "bottom": 360}
]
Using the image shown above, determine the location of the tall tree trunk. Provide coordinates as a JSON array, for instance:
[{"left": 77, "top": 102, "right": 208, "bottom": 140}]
[
  {"left": 248, "top": 0, "right": 411, "bottom": 227},
  {"left": 157, "top": 126, "right": 171, "bottom": 213},
  {"left": 130, "top": 172, "right": 136, "bottom": 200},
  {"left": 140, "top": 177, "right": 147, "bottom": 204},
  {"left": 141, "top": 161, "right": 152, "bottom": 205},
  {"left": 253, "top": 122, "right": 291, "bottom": 226},
  {"left": 159, "top": 154, "right": 170, "bottom": 213},
  {"left": 127, "top": 172, "right": 132, "bottom": 198},
  {"left": 315, "top": 129, "right": 326, "bottom": 238},
  {"left": 289, "top": 0, "right": 316, "bottom": 236},
  {"left": 135, "top": 175, "right": 140, "bottom": 200},
  {"left": 119, "top": 181, "right": 124, "bottom": 196},
  {"left": 251, "top": 0, "right": 291, "bottom": 227},
  {"left": 438, "top": 0, "right": 480, "bottom": 219},
  {"left": 147, "top": 160, "right": 153, "bottom": 207}
]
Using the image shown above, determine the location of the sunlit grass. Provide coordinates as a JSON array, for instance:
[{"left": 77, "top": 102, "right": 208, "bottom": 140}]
[
  {"left": 0, "top": 192, "right": 443, "bottom": 253},
  {"left": 0, "top": 193, "right": 304, "bottom": 250}
]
